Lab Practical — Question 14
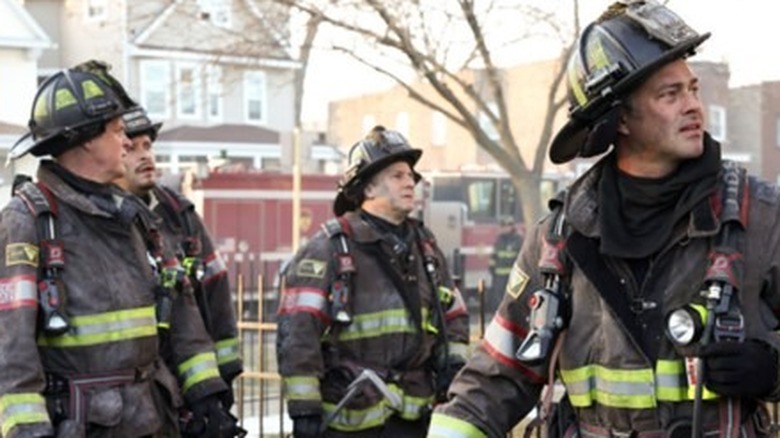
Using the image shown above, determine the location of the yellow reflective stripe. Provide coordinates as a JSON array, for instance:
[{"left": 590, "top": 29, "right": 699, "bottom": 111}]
[
  {"left": 428, "top": 412, "right": 488, "bottom": 438},
  {"left": 178, "top": 352, "right": 221, "bottom": 393},
  {"left": 323, "top": 383, "right": 431, "bottom": 431},
  {"left": 37, "top": 306, "right": 157, "bottom": 347},
  {"left": 561, "top": 365, "right": 656, "bottom": 409},
  {"left": 655, "top": 360, "right": 687, "bottom": 401},
  {"left": 283, "top": 376, "right": 321, "bottom": 402},
  {"left": 337, "top": 308, "right": 415, "bottom": 341},
  {"left": 494, "top": 267, "right": 513, "bottom": 275},
  {"left": 0, "top": 393, "right": 50, "bottom": 437},
  {"left": 215, "top": 338, "right": 240, "bottom": 365}
]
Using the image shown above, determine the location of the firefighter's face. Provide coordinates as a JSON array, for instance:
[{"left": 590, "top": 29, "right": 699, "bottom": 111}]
[
  {"left": 83, "top": 117, "right": 131, "bottom": 183},
  {"left": 616, "top": 59, "right": 705, "bottom": 177},
  {"left": 363, "top": 161, "right": 417, "bottom": 223},
  {"left": 122, "top": 134, "right": 157, "bottom": 196}
]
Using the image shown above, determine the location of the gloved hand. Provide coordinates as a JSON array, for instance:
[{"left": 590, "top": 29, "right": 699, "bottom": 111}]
[
  {"left": 184, "top": 395, "right": 238, "bottom": 438},
  {"left": 292, "top": 414, "right": 323, "bottom": 438},
  {"left": 435, "top": 358, "right": 466, "bottom": 402},
  {"left": 701, "top": 339, "right": 779, "bottom": 398}
]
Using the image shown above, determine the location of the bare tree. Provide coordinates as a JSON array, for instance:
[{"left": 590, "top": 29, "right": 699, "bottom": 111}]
[{"left": 273, "top": 0, "right": 580, "bottom": 225}]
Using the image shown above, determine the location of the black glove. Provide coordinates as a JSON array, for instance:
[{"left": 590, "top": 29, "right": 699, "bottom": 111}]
[
  {"left": 701, "top": 339, "right": 779, "bottom": 398},
  {"left": 292, "top": 414, "right": 323, "bottom": 438},
  {"left": 184, "top": 395, "right": 242, "bottom": 438},
  {"left": 435, "top": 358, "right": 466, "bottom": 402}
]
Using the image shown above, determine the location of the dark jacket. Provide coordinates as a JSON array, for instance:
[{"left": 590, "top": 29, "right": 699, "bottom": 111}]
[
  {"left": 430, "top": 158, "right": 780, "bottom": 438},
  {"left": 150, "top": 185, "right": 242, "bottom": 383},
  {"left": 277, "top": 211, "right": 470, "bottom": 433},
  {"left": 0, "top": 163, "right": 226, "bottom": 438}
]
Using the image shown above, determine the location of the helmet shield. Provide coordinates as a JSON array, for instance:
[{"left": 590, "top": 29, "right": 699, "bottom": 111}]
[
  {"left": 333, "top": 126, "right": 422, "bottom": 215},
  {"left": 123, "top": 106, "right": 163, "bottom": 141},
  {"left": 549, "top": 0, "right": 709, "bottom": 164},
  {"left": 11, "top": 60, "right": 136, "bottom": 160}
]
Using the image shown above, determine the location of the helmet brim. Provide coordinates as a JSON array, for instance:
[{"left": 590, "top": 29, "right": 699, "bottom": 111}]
[
  {"left": 332, "top": 149, "right": 423, "bottom": 216},
  {"left": 549, "top": 32, "right": 710, "bottom": 164}
]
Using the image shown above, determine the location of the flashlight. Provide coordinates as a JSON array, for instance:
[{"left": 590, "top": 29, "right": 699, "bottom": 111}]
[{"left": 665, "top": 304, "right": 706, "bottom": 347}]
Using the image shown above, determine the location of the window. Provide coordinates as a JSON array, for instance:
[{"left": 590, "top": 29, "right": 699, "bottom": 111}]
[
  {"left": 432, "top": 111, "right": 446, "bottom": 147},
  {"left": 478, "top": 102, "right": 499, "bottom": 141},
  {"left": 708, "top": 105, "right": 727, "bottom": 141},
  {"left": 86, "top": 0, "right": 107, "bottom": 20},
  {"left": 176, "top": 64, "right": 200, "bottom": 118},
  {"left": 197, "top": 0, "right": 232, "bottom": 27},
  {"left": 244, "top": 71, "right": 267, "bottom": 124},
  {"left": 362, "top": 115, "right": 376, "bottom": 134},
  {"left": 396, "top": 112, "right": 410, "bottom": 138},
  {"left": 466, "top": 179, "right": 496, "bottom": 221},
  {"left": 207, "top": 65, "right": 223, "bottom": 121},
  {"left": 141, "top": 61, "right": 170, "bottom": 118}
]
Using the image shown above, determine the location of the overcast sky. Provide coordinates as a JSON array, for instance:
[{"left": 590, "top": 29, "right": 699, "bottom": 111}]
[{"left": 301, "top": 1, "right": 780, "bottom": 124}]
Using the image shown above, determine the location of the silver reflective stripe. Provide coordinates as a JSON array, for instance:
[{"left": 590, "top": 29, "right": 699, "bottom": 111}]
[
  {"left": 280, "top": 287, "right": 328, "bottom": 313},
  {"left": 483, "top": 317, "right": 521, "bottom": 361},
  {"left": 203, "top": 253, "right": 226, "bottom": 281},
  {"left": 0, "top": 275, "right": 37, "bottom": 310}
]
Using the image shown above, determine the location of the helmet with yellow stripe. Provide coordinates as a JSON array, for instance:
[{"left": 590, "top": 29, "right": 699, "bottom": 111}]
[
  {"left": 11, "top": 60, "right": 136, "bottom": 159},
  {"left": 549, "top": 0, "right": 709, "bottom": 164}
]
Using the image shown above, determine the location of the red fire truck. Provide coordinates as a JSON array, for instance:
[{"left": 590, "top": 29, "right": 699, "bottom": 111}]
[{"left": 196, "top": 170, "right": 569, "bottom": 295}]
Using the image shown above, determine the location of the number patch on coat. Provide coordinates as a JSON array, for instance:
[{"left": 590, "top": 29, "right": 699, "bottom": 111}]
[{"left": 296, "top": 259, "right": 327, "bottom": 278}]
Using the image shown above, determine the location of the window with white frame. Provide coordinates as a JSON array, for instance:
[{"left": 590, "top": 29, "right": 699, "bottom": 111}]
[
  {"left": 86, "top": 0, "right": 107, "bottom": 20},
  {"left": 206, "top": 65, "right": 223, "bottom": 121},
  {"left": 478, "top": 102, "right": 500, "bottom": 141},
  {"left": 197, "top": 0, "right": 232, "bottom": 27},
  {"left": 244, "top": 71, "right": 267, "bottom": 124},
  {"left": 432, "top": 111, "right": 446, "bottom": 147},
  {"left": 176, "top": 64, "right": 200, "bottom": 119},
  {"left": 708, "top": 105, "right": 726, "bottom": 141},
  {"left": 141, "top": 61, "right": 170, "bottom": 118},
  {"left": 362, "top": 115, "right": 376, "bottom": 134},
  {"left": 396, "top": 112, "right": 410, "bottom": 138}
]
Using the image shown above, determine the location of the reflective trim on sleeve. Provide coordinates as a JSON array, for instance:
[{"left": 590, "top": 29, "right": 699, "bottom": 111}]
[
  {"left": 37, "top": 306, "right": 157, "bottom": 348},
  {"left": 215, "top": 338, "right": 241, "bottom": 365},
  {"left": 448, "top": 341, "right": 470, "bottom": 361},
  {"left": 322, "top": 383, "right": 433, "bottom": 431},
  {"left": 278, "top": 287, "right": 329, "bottom": 321},
  {"left": 337, "top": 308, "right": 416, "bottom": 341},
  {"left": 428, "top": 412, "right": 488, "bottom": 438},
  {"left": 283, "top": 376, "right": 321, "bottom": 402},
  {"left": 482, "top": 315, "right": 543, "bottom": 382},
  {"left": 178, "top": 352, "right": 222, "bottom": 393},
  {"left": 445, "top": 288, "right": 468, "bottom": 321},
  {"left": 202, "top": 252, "right": 227, "bottom": 284},
  {"left": 0, "top": 393, "right": 50, "bottom": 437},
  {"left": 0, "top": 274, "right": 37, "bottom": 311}
]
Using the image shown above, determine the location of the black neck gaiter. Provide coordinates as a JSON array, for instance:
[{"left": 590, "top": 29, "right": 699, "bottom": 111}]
[{"left": 598, "top": 136, "right": 722, "bottom": 259}]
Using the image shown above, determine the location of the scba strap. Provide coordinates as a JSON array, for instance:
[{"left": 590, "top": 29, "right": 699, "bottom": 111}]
[
  {"left": 322, "top": 217, "right": 356, "bottom": 323},
  {"left": 15, "top": 180, "right": 70, "bottom": 335}
]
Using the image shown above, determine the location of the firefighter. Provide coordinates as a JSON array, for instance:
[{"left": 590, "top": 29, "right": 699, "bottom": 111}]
[
  {"left": 277, "top": 126, "right": 470, "bottom": 437},
  {"left": 429, "top": 1, "right": 780, "bottom": 437},
  {"left": 0, "top": 61, "right": 228, "bottom": 437},
  {"left": 487, "top": 216, "right": 523, "bottom": 319},
  {"left": 118, "top": 106, "right": 243, "bottom": 416}
]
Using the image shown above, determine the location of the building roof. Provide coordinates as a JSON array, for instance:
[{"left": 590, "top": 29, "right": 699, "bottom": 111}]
[
  {"left": 157, "top": 124, "right": 280, "bottom": 144},
  {"left": 0, "top": 0, "right": 52, "bottom": 49},
  {"left": 131, "top": 0, "right": 293, "bottom": 63}
]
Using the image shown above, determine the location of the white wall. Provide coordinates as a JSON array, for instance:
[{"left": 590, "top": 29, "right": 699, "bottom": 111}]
[{"left": 0, "top": 49, "right": 38, "bottom": 125}]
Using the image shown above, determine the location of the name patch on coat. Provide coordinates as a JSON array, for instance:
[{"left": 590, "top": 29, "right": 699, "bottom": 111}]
[
  {"left": 5, "top": 243, "right": 39, "bottom": 267},
  {"left": 297, "top": 259, "right": 327, "bottom": 278},
  {"left": 506, "top": 265, "right": 529, "bottom": 299}
]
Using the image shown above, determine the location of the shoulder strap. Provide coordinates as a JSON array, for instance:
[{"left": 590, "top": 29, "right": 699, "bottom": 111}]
[
  {"left": 15, "top": 181, "right": 70, "bottom": 334},
  {"left": 321, "top": 217, "right": 355, "bottom": 323},
  {"left": 155, "top": 186, "right": 201, "bottom": 257}
]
